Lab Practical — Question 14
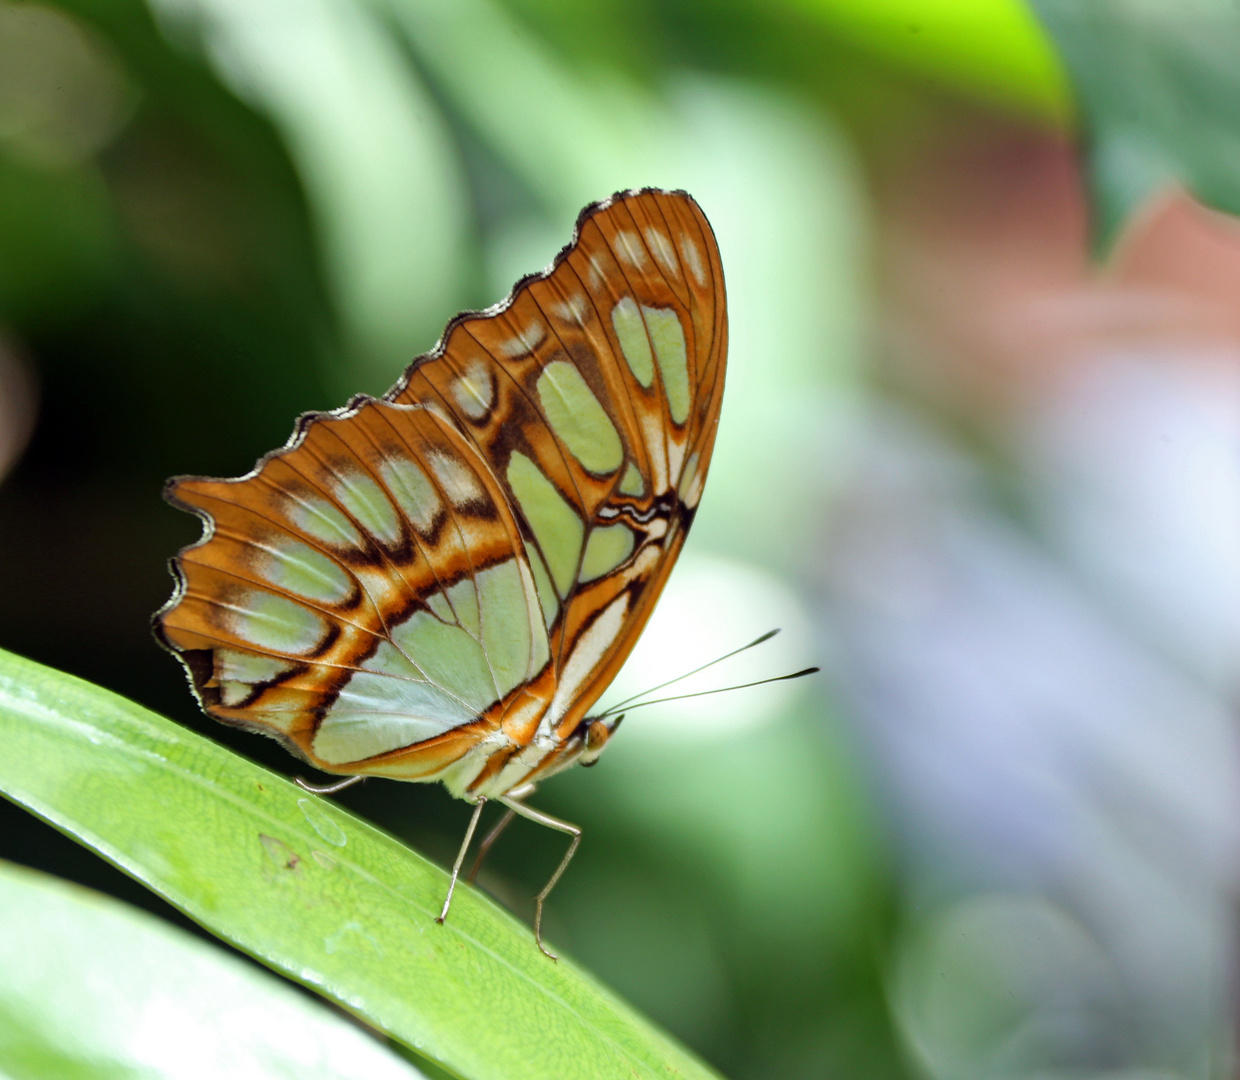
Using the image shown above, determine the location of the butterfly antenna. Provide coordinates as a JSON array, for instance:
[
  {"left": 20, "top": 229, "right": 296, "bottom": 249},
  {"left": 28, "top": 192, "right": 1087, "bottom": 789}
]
[
  {"left": 596, "top": 629, "right": 783, "bottom": 718},
  {"left": 603, "top": 667, "right": 820, "bottom": 715}
]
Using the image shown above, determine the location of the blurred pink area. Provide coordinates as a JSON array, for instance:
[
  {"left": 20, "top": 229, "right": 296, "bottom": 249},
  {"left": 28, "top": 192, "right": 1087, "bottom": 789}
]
[{"left": 879, "top": 124, "right": 1240, "bottom": 420}]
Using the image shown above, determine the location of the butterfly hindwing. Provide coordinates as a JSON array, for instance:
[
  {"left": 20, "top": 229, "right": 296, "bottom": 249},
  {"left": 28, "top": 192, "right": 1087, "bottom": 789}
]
[
  {"left": 161, "top": 399, "right": 550, "bottom": 776},
  {"left": 157, "top": 188, "right": 726, "bottom": 796}
]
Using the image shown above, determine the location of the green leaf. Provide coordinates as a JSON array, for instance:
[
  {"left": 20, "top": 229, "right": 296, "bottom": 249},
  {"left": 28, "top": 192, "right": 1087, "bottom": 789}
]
[
  {"left": 0, "top": 648, "right": 723, "bottom": 1080},
  {"left": 0, "top": 858, "right": 427, "bottom": 1080},
  {"left": 778, "top": 0, "right": 1073, "bottom": 125},
  {"left": 1030, "top": 0, "right": 1240, "bottom": 250}
]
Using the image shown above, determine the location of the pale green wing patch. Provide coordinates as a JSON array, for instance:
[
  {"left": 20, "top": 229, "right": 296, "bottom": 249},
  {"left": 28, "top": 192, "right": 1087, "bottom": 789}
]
[
  {"left": 450, "top": 358, "right": 495, "bottom": 420},
  {"left": 580, "top": 525, "right": 635, "bottom": 582},
  {"left": 224, "top": 590, "right": 328, "bottom": 655},
  {"left": 313, "top": 555, "right": 551, "bottom": 765},
  {"left": 216, "top": 649, "right": 295, "bottom": 684},
  {"left": 610, "top": 298, "right": 691, "bottom": 423},
  {"left": 425, "top": 591, "right": 453, "bottom": 622},
  {"left": 287, "top": 495, "right": 363, "bottom": 548},
  {"left": 257, "top": 539, "right": 353, "bottom": 605},
  {"left": 216, "top": 649, "right": 296, "bottom": 708},
  {"left": 536, "top": 360, "right": 623, "bottom": 476},
  {"left": 506, "top": 451, "right": 584, "bottom": 597},
  {"left": 331, "top": 471, "right": 402, "bottom": 547},
  {"left": 642, "top": 306, "right": 690, "bottom": 425},
  {"left": 611, "top": 297, "right": 654, "bottom": 387},
  {"left": 388, "top": 614, "right": 495, "bottom": 714},
  {"left": 379, "top": 458, "right": 442, "bottom": 534},
  {"left": 313, "top": 672, "right": 475, "bottom": 764},
  {"left": 314, "top": 637, "right": 457, "bottom": 762},
  {"left": 444, "top": 576, "right": 481, "bottom": 638},
  {"left": 618, "top": 462, "right": 645, "bottom": 497},
  {"left": 527, "top": 548, "right": 559, "bottom": 629},
  {"left": 476, "top": 559, "right": 549, "bottom": 694}
]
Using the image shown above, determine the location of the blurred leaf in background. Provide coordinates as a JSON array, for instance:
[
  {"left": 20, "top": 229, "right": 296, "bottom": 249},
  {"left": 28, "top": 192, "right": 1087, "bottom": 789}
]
[
  {"left": 775, "top": 0, "right": 1071, "bottom": 124},
  {"left": 0, "top": 2, "right": 129, "bottom": 326},
  {"left": 148, "top": 0, "right": 473, "bottom": 395},
  {"left": 1033, "top": 0, "right": 1240, "bottom": 249}
]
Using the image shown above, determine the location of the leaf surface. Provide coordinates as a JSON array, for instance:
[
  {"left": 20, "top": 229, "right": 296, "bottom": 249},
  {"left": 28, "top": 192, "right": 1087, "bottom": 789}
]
[
  {"left": 0, "top": 648, "right": 722, "bottom": 1080},
  {"left": 0, "top": 858, "right": 427, "bottom": 1080}
]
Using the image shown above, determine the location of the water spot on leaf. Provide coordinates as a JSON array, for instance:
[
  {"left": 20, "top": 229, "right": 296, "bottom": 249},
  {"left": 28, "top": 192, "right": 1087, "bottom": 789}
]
[
  {"left": 325, "top": 921, "right": 383, "bottom": 957},
  {"left": 297, "top": 797, "right": 347, "bottom": 846}
]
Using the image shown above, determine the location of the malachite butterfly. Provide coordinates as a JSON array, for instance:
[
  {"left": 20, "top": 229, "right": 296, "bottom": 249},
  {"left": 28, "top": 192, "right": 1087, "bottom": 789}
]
[{"left": 155, "top": 188, "right": 726, "bottom": 956}]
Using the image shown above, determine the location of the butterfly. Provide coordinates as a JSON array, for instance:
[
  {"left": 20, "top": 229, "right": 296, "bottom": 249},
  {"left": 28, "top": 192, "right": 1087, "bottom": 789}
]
[{"left": 155, "top": 188, "right": 727, "bottom": 957}]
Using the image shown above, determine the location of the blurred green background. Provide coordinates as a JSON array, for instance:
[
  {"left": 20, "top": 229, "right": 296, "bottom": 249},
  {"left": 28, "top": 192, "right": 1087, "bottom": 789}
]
[{"left": 5, "top": 0, "right": 1240, "bottom": 1078}]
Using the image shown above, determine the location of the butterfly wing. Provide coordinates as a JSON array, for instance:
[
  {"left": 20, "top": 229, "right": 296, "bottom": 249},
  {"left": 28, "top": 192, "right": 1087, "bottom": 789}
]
[{"left": 156, "top": 188, "right": 726, "bottom": 795}]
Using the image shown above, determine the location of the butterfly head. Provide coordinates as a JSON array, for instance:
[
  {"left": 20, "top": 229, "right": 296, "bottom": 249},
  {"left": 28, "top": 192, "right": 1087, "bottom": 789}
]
[{"left": 577, "top": 714, "right": 624, "bottom": 768}]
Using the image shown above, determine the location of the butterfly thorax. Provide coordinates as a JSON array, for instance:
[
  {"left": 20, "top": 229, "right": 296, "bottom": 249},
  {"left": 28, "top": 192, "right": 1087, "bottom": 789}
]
[{"left": 438, "top": 700, "right": 623, "bottom": 802}]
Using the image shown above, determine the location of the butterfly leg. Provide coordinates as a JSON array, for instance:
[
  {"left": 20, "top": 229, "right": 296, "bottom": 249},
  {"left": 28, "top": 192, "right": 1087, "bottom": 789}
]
[
  {"left": 467, "top": 807, "right": 516, "bottom": 883},
  {"left": 498, "top": 795, "right": 581, "bottom": 961},
  {"left": 295, "top": 775, "right": 364, "bottom": 796},
  {"left": 436, "top": 796, "right": 487, "bottom": 925},
  {"left": 466, "top": 781, "right": 537, "bottom": 882}
]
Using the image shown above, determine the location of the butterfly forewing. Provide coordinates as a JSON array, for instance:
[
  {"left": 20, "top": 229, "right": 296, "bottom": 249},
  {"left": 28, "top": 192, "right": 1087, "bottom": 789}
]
[{"left": 157, "top": 188, "right": 726, "bottom": 797}]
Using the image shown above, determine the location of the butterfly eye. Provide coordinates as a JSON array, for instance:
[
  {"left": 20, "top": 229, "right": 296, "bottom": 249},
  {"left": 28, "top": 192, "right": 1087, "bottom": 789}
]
[{"left": 579, "top": 715, "right": 622, "bottom": 766}]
